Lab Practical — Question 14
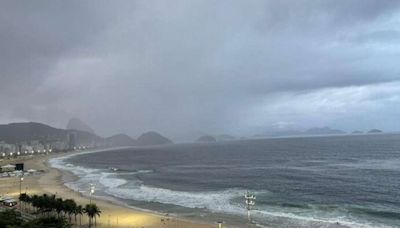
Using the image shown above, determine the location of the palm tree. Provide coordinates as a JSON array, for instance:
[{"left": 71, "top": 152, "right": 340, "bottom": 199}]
[
  {"left": 63, "top": 199, "right": 77, "bottom": 223},
  {"left": 84, "top": 203, "right": 101, "bottom": 228},
  {"left": 28, "top": 194, "right": 54, "bottom": 217},
  {"left": 55, "top": 198, "right": 64, "bottom": 218},
  {"left": 24, "top": 194, "right": 31, "bottom": 212},
  {"left": 48, "top": 194, "right": 57, "bottom": 216},
  {"left": 75, "top": 205, "right": 84, "bottom": 226},
  {"left": 30, "top": 194, "right": 40, "bottom": 214},
  {"left": 19, "top": 193, "right": 28, "bottom": 211},
  {"left": 40, "top": 194, "right": 52, "bottom": 216}
]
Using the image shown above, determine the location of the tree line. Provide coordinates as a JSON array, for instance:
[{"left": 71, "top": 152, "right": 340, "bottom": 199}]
[
  {"left": 19, "top": 193, "right": 101, "bottom": 227},
  {"left": 0, "top": 209, "right": 70, "bottom": 228}
]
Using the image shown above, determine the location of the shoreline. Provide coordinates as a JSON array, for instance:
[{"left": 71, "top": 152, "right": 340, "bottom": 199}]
[
  {"left": 49, "top": 149, "right": 252, "bottom": 228},
  {"left": 1, "top": 150, "right": 216, "bottom": 228}
]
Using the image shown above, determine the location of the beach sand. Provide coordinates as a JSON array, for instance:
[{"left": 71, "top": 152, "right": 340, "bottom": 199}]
[{"left": 0, "top": 153, "right": 216, "bottom": 228}]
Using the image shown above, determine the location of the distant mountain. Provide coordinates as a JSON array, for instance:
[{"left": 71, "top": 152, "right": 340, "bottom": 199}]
[
  {"left": 0, "top": 122, "right": 65, "bottom": 143},
  {"left": 305, "top": 127, "right": 346, "bottom": 135},
  {"left": 255, "top": 127, "right": 346, "bottom": 138},
  {"left": 257, "top": 130, "right": 304, "bottom": 138},
  {"left": 196, "top": 135, "right": 217, "bottom": 143},
  {"left": 216, "top": 134, "right": 236, "bottom": 141},
  {"left": 352, "top": 130, "right": 363, "bottom": 134},
  {"left": 136, "top": 131, "right": 173, "bottom": 146},
  {"left": 0, "top": 122, "right": 100, "bottom": 145},
  {"left": 368, "top": 129, "right": 383, "bottom": 134},
  {"left": 67, "top": 118, "right": 95, "bottom": 134},
  {"left": 106, "top": 134, "right": 136, "bottom": 147}
]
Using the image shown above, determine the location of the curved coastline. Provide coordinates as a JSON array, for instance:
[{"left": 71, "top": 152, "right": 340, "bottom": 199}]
[{"left": 36, "top": 149, "right": 215, "bottom": 228}]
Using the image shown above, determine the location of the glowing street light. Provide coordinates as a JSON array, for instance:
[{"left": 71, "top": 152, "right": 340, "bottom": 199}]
[
  {"left": 19, "top": 175, "right": 24, "bottom": 210},
  {"left": 19, "top": 176, "right": 24, "bottom": 195},
  {"left": 245, "top": 191, "right": 256, "bottom": 226},
  {"left": 89, "top": 184, "right": 95, "bottom": 204}
]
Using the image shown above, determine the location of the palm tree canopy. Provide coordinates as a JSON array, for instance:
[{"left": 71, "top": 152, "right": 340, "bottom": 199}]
[
  {"left": 84, "top": 203, "right": 101, "bottom": 218},
  {"left": 75, "top": 205, "right": 84, "bottom": 215}
]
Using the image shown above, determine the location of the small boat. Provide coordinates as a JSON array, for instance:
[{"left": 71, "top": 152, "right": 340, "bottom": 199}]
[{"left": 109, "top": 167, "right": 119, "bottom": 171}]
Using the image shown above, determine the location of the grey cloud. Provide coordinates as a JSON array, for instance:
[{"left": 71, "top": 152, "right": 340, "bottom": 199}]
[
  {"left": 352, "top": 30, "right": 400, "bottom": 43},
  {"left": 1, "top": 0, "right": 400, "bottom": 141},
  {"left": 0, "top": 1, "right": 114, "bottom": 92}
]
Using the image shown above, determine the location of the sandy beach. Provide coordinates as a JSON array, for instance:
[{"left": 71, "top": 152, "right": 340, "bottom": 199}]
[{"left": 0, "top": 152, "right": 215, "bottom": 228}]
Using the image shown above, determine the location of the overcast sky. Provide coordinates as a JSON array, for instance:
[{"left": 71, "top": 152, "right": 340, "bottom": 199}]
[{"left": 1, "top": 0, "right": 400, "bottom": 141}]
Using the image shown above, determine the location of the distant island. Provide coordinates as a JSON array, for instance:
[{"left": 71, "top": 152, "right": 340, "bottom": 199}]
[
  {"left": 256, "top": 126, "right": 347, "bottom": 138},
  {"left": 196, "top": 135, "right": 217, "bottom": 143},
  {"left": 305, "top": 127, "right": 346, "bottom": 135},
  {"left": 352, "top": 130, "right": 363, "bottom": 134},
  {"left": 253, "top": 127, "right": 389, "bottom": 139},
  {"left": 194, "top": 134, "right": 237, "bottom": 143},
  {"left": 136, "top": 131, "right": 173, "bottom": 146},
  {"left": 216, "top": 134, "right": 236, "bottom": 141},
  {"left": 368, "top": 129, "right": 383, "bottom": 134}
]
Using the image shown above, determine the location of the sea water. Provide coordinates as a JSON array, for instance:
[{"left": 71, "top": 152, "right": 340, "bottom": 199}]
[{"left": 50, "top": 134, "right": 400, "bottom": 228}]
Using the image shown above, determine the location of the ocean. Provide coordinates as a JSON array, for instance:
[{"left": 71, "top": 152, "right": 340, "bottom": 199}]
[{"left": 50, "top": 134, "right": 400, "bottom": 228}]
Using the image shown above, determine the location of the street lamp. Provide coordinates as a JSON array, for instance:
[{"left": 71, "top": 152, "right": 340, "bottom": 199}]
[
  {"left": 245, "top": 191, "right": 256, "bottom": 226},
  {"left": 19, "top": 175, "right": 24, "bottom": 210},
  {"left": 89, "top": 184, "right": 95, "bottom": 204},
  {"left": 19, "top": 175, "right": 24, "bottom": 195}
]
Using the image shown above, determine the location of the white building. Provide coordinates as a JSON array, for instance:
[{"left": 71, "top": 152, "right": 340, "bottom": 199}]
[{"left": 0, "top": 142, "right": 17, "bottom": 154}]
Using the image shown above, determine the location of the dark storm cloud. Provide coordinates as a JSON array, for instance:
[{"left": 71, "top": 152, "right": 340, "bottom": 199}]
[
  {"left": 0, "top": 1, "right": 128, "bottom": 92},
  {"left": 1, "top": 0, "right": 400, "bottom": 141}
]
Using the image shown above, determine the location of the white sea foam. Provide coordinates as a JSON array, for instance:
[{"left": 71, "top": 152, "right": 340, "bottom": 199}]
[
  {"left": 254, "top": 208, "right": 396, "bottom": 228},
  {"left": 107, "top": 186, "right": 247, "bottom": 213},
  {"left": 99, "top": 173, "right": 127, "bottom": 188},
  {"left": 50, "top": 153, "right": 247, "bottom": 213},
  {"left": 49, "top": 151, "right": 396, "bottom": 228}
]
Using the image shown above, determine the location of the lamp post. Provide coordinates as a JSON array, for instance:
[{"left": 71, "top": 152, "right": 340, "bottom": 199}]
[
  {"left": 19, "top": 175, "right": 24, "bottom": 210},
  {"left": 19, "top": 175, "right": 24, "bottom": 195},
  {"left": 245, "top": 191, "right": 256, "bottom": 227},
  {"left": 89, "top": 184, "right": 95, "bottom": 204}
]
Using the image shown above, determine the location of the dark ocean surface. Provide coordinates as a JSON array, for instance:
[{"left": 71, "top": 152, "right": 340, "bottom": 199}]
[{"left": 51, "top": 134, "right": 400, "bottom": 228}]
